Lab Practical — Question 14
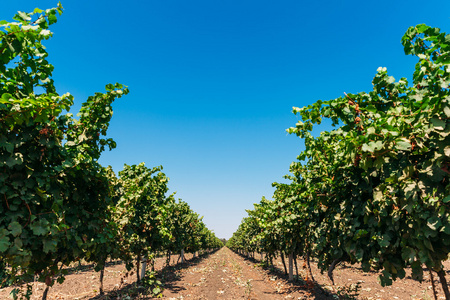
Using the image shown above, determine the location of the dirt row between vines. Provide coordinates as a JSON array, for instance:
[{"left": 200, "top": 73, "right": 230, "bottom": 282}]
[{"left": 1, "top": 247, "right": 449, "bottom": 299}]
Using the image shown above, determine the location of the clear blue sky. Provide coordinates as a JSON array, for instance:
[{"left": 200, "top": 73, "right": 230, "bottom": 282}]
[{"left": 2, "top": 1, "right": 450, "bottom": 239}]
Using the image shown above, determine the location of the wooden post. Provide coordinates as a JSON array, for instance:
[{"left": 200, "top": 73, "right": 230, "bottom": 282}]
[
  {"left": 288, "top": 252, "right": 294, "bottom": 281},
  {"left": 437, "top": 269, "right": 450, "bottom": 300},
  {"left": 136, "top": 256, "right": 140, "bottom": 282},
  {"left": 99, "top": 266, "right": 105, "bottom": 295},
  {"left": 181, "top": 249, "right": 185, "bottom": 263},
  {"left": 140, "top": 256, "right": 147, "bottom": 280}
]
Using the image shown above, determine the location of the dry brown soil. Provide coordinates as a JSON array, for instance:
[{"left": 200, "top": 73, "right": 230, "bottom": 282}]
[{"left": 1, "top": 247, "right": 449, "bottom": 299}]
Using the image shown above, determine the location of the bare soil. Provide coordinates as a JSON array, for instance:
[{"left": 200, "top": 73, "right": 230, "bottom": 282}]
[{"left": 1, "top": 247, "right": 449, "bottom": 299}]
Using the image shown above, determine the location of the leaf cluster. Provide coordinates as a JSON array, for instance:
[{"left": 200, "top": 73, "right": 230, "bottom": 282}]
[
  {"left": 230, "top": 23, "right": 450, "bottom": 287},
  {"left": 0, "top": 5, "right": 222, "bottom": 299}
]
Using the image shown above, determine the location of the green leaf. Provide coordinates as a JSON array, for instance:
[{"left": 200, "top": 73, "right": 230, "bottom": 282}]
[
  {"left": 1, "top": 93, "right": 13, "bottom": 100},
  {"left": 362, "top": 140, "right": 384, "bottom": 152},
  {"left": 18, "top": 11, "right": 31, "bottom": 21},
  {"left": 411, "top": 261, "right": 423, "bottom": 281},
  {"left": 444, "top": 146, "right": 450, "bottom": 157},
  {"left": 431, "top": 117, "right": 445, "bottom": 130},
  {"left": 5, "top": 153, "right": 23, "bottom": 167},
  {"left": 441, "top": 224, "right": 450, "bottom": 235},
  {"left": 395, "top": 138, "right": 411, "bottom": 151},
  {"left": 378, "top": 270, "right": 393, "bottom": 286},
  {"left": 43, "top": 239, "right": 57, "bottom": 253},
  {"left": 424, "top": 226, "right": 437, "bottom": 238},
  {"left": 401, "top": 247, "right": 415, "bottom": 263},
  {"left": 0, "top": 235, "right": 10, "bottom": 252},
  {"left": 14, "top": 237, "right": 23, "bottom": 249},
  {"left": 427, "top": 216, "right": 442, "bottom": 231},
  {"left": 361, "top": 143, "right": 371, "bottom": 152},
  {"left": 48, "top": 13, "right": 57, "bottom": 25},
  {"left": 423, "top": 238, "right": 434, "bottom": 251},
  {"left": 30, "top": 219, "right": 48, "bottom": 236},
  {"left": 105, "top": 83, "right": 114, "bottom": 91},
  {"left": 443, "top": 195, "right": 450, "bottom": 203},
  {"left": 404, "top": 182, "right": 416, "bottom": 199},
  {"left": 378, "top": 234, "right": 390, "bottom": 248},
  {"left": 373, "top": 189, "right": 383, "bottom": 201},
  {"left": 354, "top": 229, "right": 368, "bottom": 239},
  {"left": 0, "top": 140, "right": 14, "bottom": 153},
  {"left": 444, "top": 106, "right": 450, "bottom": 118},
  {"left": 8, "top": 221, "right": 22, "bottom": 237},
  {"left": 62, "top": 160, "right": 73, "bottom": 168}
]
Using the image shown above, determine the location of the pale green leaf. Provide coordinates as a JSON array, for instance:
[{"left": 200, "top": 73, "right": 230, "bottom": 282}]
[
  {"left": 395, "top": 138, "right": 411, "bottom": 151},
  {"left": 431, "top": 117, "right": 445, "bottom": 130},
  {"left": 444, "top": 106, "right": 450, "bottom": 118},
  {"left": 18, "top": 11, "right": 31, "bottom": 21},
  {"left": 444, "top": 146, "right": 450, "bottom": 157}
]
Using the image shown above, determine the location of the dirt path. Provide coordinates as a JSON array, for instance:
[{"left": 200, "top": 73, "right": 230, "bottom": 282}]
[
  {"left": 2, "top": 247, "right": 449, "bottom": 299},
  {"left": 163, "top": 248, "right": 450, "bottom": 300},
  {"left": 163, "top": 247, "right": 304, "bottom": 299}
]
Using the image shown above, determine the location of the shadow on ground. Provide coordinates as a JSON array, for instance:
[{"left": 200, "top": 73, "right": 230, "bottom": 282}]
[
  {"left": 87, "top": 249, "right": 220, "bottom": 300},
  {"left": 235, "top": 252, "right": 337, "bottom": 300}
]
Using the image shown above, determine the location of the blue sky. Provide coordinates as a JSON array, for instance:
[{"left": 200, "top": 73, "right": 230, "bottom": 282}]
[{"left": 2, "top": 1, "right": 450, "bottom": 239}]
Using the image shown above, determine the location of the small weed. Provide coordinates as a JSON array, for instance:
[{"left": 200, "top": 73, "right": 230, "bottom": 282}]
[
  {"left": 245, "top": 279, "right": 253, "bottom": 299},
  {"left": 333, "top": 282, "right": 361, "bottom": 300},
  {"left": 141, "top": 269, "right": 164, "bottom": 298},
  {"left": 420, "top": 289, "right": 433, "bottom": 300},
  {"left": 256, "top": 261, "right": 268, "bottom": 268},
  {"left": 231, "top": 260, "right": 242, "bottom": 273}
]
